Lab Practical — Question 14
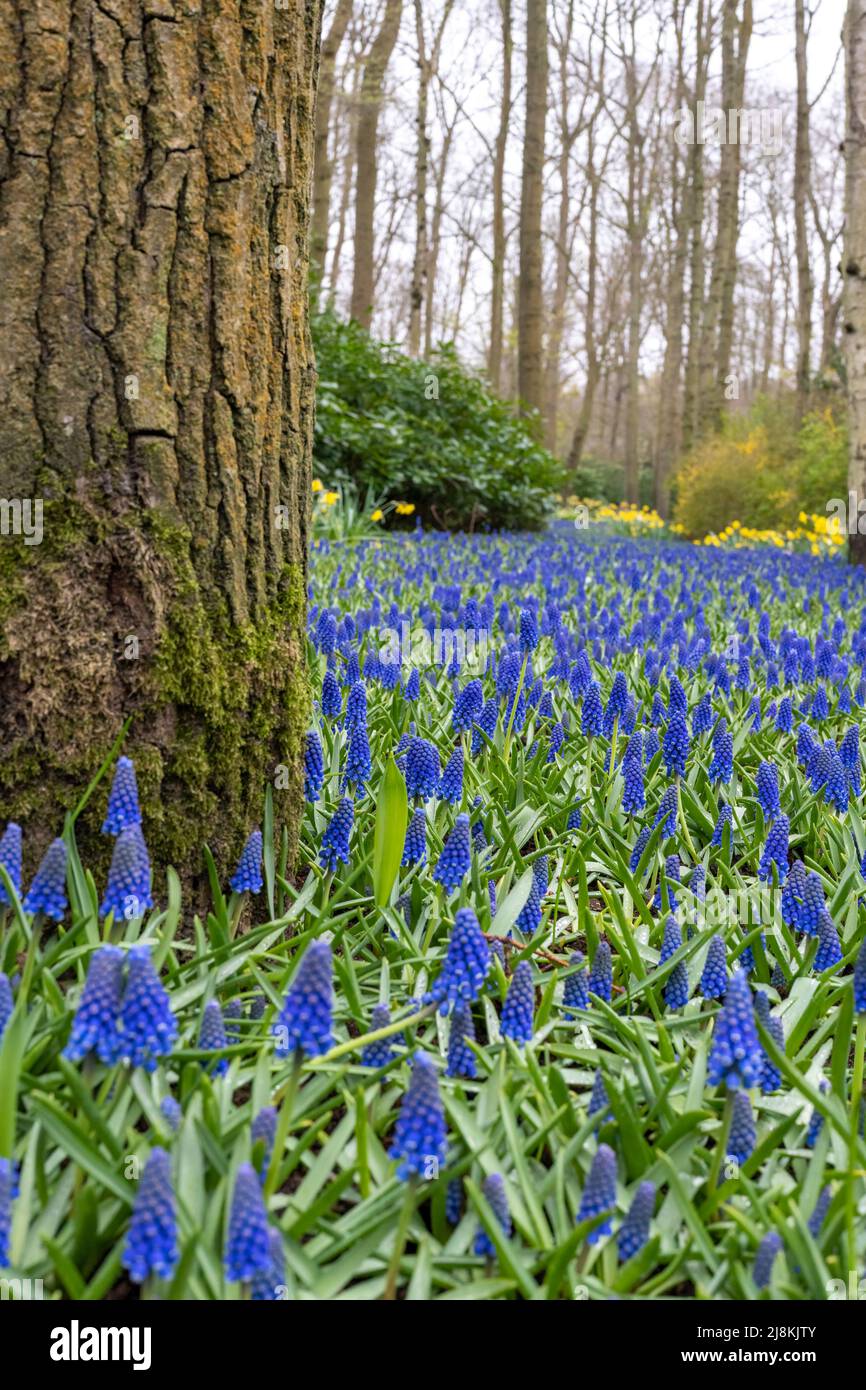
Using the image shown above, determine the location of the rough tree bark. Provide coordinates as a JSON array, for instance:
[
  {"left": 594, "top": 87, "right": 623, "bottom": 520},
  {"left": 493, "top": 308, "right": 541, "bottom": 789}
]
[
  {"left": 311, "top": 0, "right": 354, "bottom": 281},
  {"left": 846, "top": 0, "right": 866, "bottom": 566},
  {"left": 0, "top": 0, "right": 320, "bottom": 880},
  {"left": 517, "top": 0, "right": 547, "bottom": 429},
  {"left": 350, "top": 0, "right": 402, "bottom": 328}
]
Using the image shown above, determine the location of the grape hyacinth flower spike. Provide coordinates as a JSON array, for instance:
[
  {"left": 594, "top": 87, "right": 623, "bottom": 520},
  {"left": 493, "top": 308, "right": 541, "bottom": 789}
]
[
  {"left": 23, "top": 837, "right": 68, "bottom": 921},
  {"left": 390, "top": 1051, "right": 447, "bottom": 1182},
  {"left": 102, "top": 756, "right": 142, "bottom": 834},
  {"left": 63, "top": 944, "right": 124, "bottom": 1066},
  {"left": 225, "top": 1163, "right": 272, "bottom": 1283},
  {"left": 124, "top": 1147, "right": 178, "bottom": 1285},
  {"left": 230, "top": 829, "right": 263, "bottom": 894},
  {"left": 274, "top": 940, "right": 333, "bottom": 1060},
  {"left": 474, "top": 1174, "right": 512, "bottom": 1259},
  {"left": 500, "top": 960, "right": 534, "bottom": 1044}
]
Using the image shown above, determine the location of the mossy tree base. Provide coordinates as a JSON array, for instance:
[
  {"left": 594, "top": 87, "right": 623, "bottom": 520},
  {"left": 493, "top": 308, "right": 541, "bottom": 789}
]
[{"left": 0, "top": 1, "right": 321, "bottom": 883}]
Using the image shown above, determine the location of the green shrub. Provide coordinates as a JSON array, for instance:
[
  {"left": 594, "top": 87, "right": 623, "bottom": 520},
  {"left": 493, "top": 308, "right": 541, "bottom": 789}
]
[{"left": 313, "top": 310, "right": 564, "bottom": 530}]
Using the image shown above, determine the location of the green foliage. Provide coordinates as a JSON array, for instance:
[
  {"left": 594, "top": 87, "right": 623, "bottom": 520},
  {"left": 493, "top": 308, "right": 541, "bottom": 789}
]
[
  {"left": 313, "top": 310, "right": 564, "bottom": 530},
  {"left": 673, "top": 398, "right": 848, "bottom": 539},
  {"left": 568, "top": 456, "right": 655, "bottom": 507}
]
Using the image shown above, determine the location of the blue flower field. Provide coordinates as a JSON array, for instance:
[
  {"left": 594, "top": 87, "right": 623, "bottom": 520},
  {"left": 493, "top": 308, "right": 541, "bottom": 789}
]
[{"left": 2, "top": 526, "right": 866, "bottom": 1301}]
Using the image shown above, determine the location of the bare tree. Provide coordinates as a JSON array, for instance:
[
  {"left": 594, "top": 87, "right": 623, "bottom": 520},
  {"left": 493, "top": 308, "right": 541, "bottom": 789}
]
[
  {"left": 312, "top": 0, "right": 355, "bottom": 279},
  {"left": 350, "top": 0, "right": 403, "bottom": 327},
  {"left": 846, "top": 0, "right": 866, "bottom": 566},
  {"left": 518, "top": 0, "right": 548, "bottom": 427}
]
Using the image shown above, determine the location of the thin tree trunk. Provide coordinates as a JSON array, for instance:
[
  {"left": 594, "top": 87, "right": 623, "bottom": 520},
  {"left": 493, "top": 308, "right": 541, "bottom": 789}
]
[
  {"left": 488, "top": 0, "right": 513, "bottom": 392},
  {"left": 681, "top": 0, "right": 710, "bottom": 451},
  {"left": 350, "top": 0, "right": 403, "bottom": 328},
  {"left": 794, "top": 0, "right": 814, "bottom": 418},
  {"left": 846, "top": 0, "right": 866, "bottom": 566},
  {"left": 0, "top": 0, "right": 320, "bottom": 879},
  {"left": 517, "top": 0, "right": 547, "bottom": 428},
  {"left": 655, "top": 2, "right": 688, "bottom": 515},
  {"left": 409, "top": 0, "right": 430, "bottom": 355},
  {"left": 312, "top": 0, "right": 354, "bottom": 281}
]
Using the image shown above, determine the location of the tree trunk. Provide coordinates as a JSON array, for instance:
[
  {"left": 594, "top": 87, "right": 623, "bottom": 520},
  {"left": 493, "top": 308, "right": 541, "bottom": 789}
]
[
  {"left": 655, "top": 2, "right": 688, "bottom": 516},
  {"left": 697, "top": 0, "right": 752, "bottom": 438},
  {"left": 846, "top": 0, "right": 866, "bottom": 566},
  {"left": 794, "top": 0, "right": 813, "bottom": 419},
  {"left": 681, "top": 0, "right": 710, "bottom": 452},
  {"left": 488, "top": 0, "right": 513, "bottom": 393},
  {"left": 408, "top": 0, "right": 430, "bottom": 356},
  {"left": 311, "top": 0, "right": 354, "bottom": 281},
  {"left": 350, "top": 0, "right": 403, "bottom": 328},
  {"left": 517, "top": 0, "right": 547, "bottom": 428},
  {"left": 0, "top": 0, "right": 320, "bottom": 880}
]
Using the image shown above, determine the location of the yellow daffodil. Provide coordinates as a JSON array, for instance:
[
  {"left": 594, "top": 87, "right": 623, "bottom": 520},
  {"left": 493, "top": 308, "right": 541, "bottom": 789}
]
[
  {"left": 312, "top": 478, "right": 324, "bottom": 493},
  {"left": 371, "top": 508, "right": 384, "bottom": 522},
  {"left": 324, "top": 491, "right": 339, "bottom": 507}
]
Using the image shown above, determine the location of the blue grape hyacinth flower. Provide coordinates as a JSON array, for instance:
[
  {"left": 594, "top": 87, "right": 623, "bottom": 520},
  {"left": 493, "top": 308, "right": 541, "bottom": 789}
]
[
  {"left": 250, "top": 1228, "right": 286, "bottom": 1301},
  {"left": 617, "top": 1181, "right": 655, "bottom": 1262},
  {"left": 500, "top": 960, "right": 534, "bottom": 1044},
  {"left": 401, "top": 806, "right": 427, "bottom": 866},
  {"left": 361, "top": 1002, "right": 402, "bottom": 1068},
  {"left": 102, "top": 756, "right": 142, "bottom": 834},
  {"left": 758, "top": 814, "right": 789, "bottom": 883},
  {"left": 589, "top": 940, "right": 613, "bottom": 1003},
  {"left": 23, "top": 837, "right": 68, "bottom": 921},
  {"left": 578, "top": 1143, "right": 617, "bottom": 1244},
  {"left": 225, "top": 1162, "right": 272, "bottom": 1282},
  {"left": 855, "top": 938, "right": 866, "bottom": 1012},
  {"left": 160, "top": 1095, "right": 182, "bottom": 1133},
  {"left": 432, "top": 813, "right": 471, "bottom": 892},
  {"left": 251, "top": 1106, "right": 278, "bottom": 1177},
  {"left": 319, "top": 797, "right": 354, "bottom": 871},
  {"left": 446, "top": 999, "right": 477, "bottom": 1078},
  {"left": 707, "top": 968, "right": 764, "bottom": 1090},
  {"left": 274, "top": 939, "right": 333, "bottom": 1060},
  {"left": 0, "top": 973, "right": 12, "bottom": 1041},
  {"left": 0, "top": 822, "right": 22, "bottom": 905},
  {"left": 700, "top": 935, "right": 728, "bottom": 1000},
  {"left": 727, "top": 1089, "right": 756, "bottom": 1164},
  {"left": 661, "top": 915, "right": 689, "bottom": 1009},
  {"left": 405, "top": 737, "right": 441, "bottom": 799},
  {"left": 304, "top": 731, "right": 324, "bottom": 802},
  {"left": 808, "top": 1185, "right": 832, "bottom": 1239},
  {"left": 563, "top": 952, "right": 589, "bottom": 1011},
  {"left": 198, "top": 1000, "right": 229, "bottom": 1076},
  {"left": 753, "top": 1231, "right": 783, "bottom": 1290},
  {"left": 390, "top": 1051, "right": 448, "bottom": 1181},
  {"left": 429, "top": 907, "right": 490, "bottom": 1014},
  {"left": 119, "top": 944, "right": 178, "bottom": 1072},
  {"left": 0, "top": 1158, "right": 17, "bottom": 1266},
  {"left": 805, "top": 1081, "right": 829, "bottom": 1147},
  {"left": 754, "top": 991, "right": 784, "bottom": 1093},
  {"left": 100, "top": 825, "right": 153, "bottom": 921},
  {"left": 756, "top": 761, "right": 781, "bottom": 820},
  {"left": 63, "top": 944, "right": 124, "bottom": 1066},
  {"left": 230, "top": 829, "right": 263, "bottom": 895},
  {"left": 446, "top": 1177, "right": 463, "bottom": 1226},
  {"left": 438, "top": 745, "right": 465, "bottom": 805},
  {"left": 124, "top": 1147, "right": 178, "bottom": 1284},
  {"left": 474, "top": 1173, "right": 512, "bottom": 1258}
]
